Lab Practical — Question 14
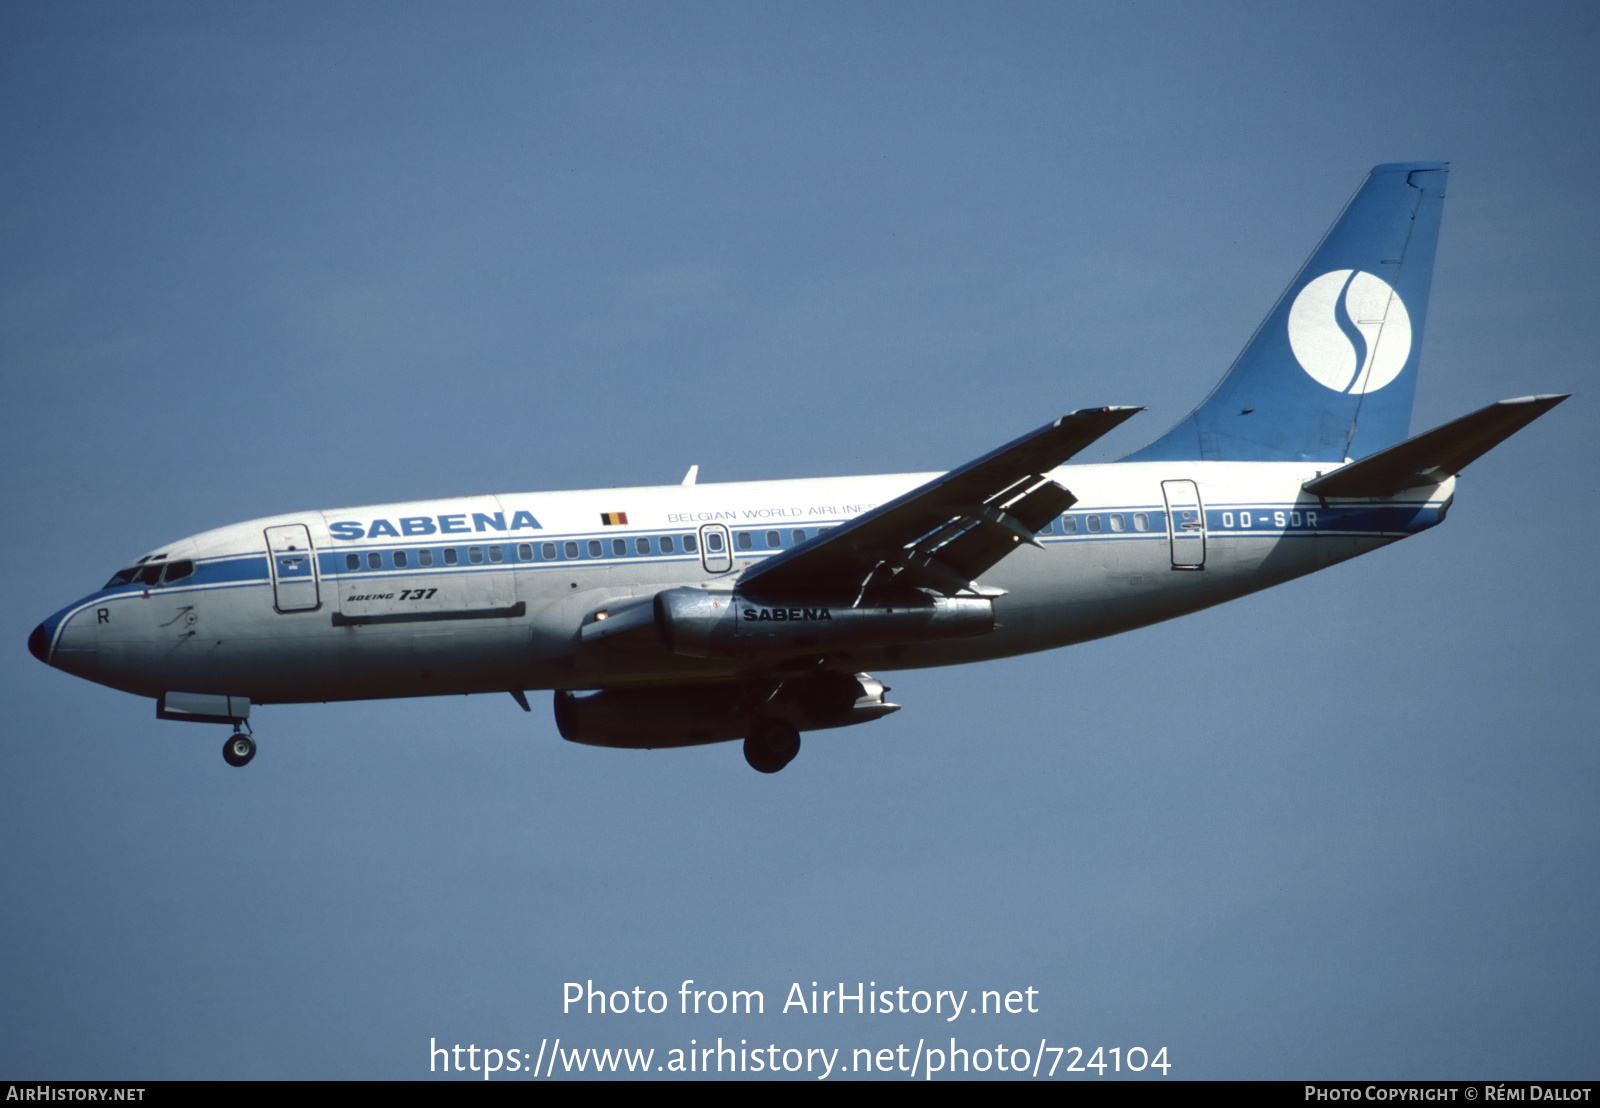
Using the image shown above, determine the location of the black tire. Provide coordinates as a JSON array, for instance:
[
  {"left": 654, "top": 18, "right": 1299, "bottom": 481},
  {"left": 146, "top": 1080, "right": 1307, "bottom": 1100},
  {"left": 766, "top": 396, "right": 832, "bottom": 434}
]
[
  {"left": 743, "top": 720, "right": 800, "bottom": 774},
  {"left": 223, "top": 734, "right": 256, "bottom": 767}
]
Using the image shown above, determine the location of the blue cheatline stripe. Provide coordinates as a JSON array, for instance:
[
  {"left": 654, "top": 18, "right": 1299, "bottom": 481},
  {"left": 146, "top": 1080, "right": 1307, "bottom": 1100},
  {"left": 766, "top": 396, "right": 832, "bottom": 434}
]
[
  {"left": 90, "top": 502, "right": 1446, "bottom": 595},
  {"left": 1205, "top": 502, "right": 1443, "bottom": 536},
  {"left": 52, "top": 500, "right": 1442, "bottom": 645},
  {"left": 318, "top": 502, "right": 1443, "bottom": 586},
  {"left": 94, "top": 553, "right": 273, "bottom": 597}
]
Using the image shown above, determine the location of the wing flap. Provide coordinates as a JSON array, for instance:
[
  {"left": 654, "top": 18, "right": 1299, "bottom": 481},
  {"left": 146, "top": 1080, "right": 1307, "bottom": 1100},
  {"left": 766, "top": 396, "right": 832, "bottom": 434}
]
[
  {"left": 740, "top": 406, "right": 1140, "bottom": 599},
  {"left": 1303, "top": 394, "right": 1568, "bottom": 498},
  {"left": 922, "top": 478, "right": 1079, "bottom": 584}
]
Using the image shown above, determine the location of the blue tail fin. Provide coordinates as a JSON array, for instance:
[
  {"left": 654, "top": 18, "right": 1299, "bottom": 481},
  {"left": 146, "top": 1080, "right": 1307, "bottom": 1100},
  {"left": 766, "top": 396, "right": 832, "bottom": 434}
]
[{"left": 1123, "top": 162, "right": 1448, "bottom": 463}]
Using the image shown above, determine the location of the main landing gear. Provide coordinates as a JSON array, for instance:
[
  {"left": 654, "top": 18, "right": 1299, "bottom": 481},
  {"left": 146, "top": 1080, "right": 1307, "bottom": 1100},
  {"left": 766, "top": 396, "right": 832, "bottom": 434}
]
[
  {"left": 223, "top": 728, "right": 256, "bottom": 768},
  {"left": 743, "top": 719, "right": 800, "bottom": 774}
]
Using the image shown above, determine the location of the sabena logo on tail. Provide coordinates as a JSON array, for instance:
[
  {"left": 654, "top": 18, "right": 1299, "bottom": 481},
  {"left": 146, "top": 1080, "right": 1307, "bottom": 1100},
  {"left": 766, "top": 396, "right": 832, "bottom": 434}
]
[{"left": 1287, "top": 269, "right": 1412, "bottom": 395}]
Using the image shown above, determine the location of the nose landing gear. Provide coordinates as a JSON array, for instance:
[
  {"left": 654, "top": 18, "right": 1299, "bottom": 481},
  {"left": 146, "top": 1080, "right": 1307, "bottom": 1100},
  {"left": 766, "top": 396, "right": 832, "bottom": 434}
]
[{"left": 223, "top": 729, "right": 256, "bottom": 767}]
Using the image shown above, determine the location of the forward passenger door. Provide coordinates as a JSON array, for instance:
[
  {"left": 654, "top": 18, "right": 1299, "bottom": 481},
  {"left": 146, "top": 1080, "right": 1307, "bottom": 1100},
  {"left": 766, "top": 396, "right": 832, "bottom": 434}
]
[{"left": 265, "top": 524, "right": 321, "bottom": 612}]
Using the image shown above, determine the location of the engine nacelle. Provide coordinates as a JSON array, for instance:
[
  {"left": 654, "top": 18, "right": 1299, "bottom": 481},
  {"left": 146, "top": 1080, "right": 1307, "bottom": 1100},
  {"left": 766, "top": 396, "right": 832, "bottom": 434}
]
[
  {"left": 653, "top": 588, "right": 993, "bottom": 659},
  {"left": 554, "top": 672, "right": 899, "bottom": 749}
]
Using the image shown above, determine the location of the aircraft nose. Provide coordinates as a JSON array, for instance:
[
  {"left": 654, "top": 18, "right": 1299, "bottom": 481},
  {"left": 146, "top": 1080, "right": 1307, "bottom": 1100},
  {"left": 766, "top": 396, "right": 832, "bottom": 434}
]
[{"left": 28, "top": 622, "right": 50, "bottom": 664}]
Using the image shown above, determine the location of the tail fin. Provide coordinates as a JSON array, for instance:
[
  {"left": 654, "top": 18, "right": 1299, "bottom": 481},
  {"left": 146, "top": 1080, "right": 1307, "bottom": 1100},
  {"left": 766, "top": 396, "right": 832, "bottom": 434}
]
[{"left": 1124, "top": 162, "right": 1449, "bottom": 463}]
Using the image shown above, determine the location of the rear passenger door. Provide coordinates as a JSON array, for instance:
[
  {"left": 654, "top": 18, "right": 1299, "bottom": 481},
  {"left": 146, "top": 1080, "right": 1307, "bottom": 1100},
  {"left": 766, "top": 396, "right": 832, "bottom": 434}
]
[{"left": 1161, "top": 480, "right": 1206, "bottom": 569}]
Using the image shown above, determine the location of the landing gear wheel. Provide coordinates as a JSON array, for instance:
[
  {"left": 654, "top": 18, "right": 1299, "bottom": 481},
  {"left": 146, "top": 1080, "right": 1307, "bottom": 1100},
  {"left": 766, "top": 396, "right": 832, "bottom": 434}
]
[
  {"left": 223, "top": 733, "right": 256, "bottom": 767},
  {"left": 743, "top": 720, "right": 800, "bottom": 774}
]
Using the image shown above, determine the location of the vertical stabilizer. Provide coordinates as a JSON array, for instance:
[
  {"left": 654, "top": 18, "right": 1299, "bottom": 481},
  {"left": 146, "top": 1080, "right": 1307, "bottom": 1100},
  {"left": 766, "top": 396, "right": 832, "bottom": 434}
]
[{"left": 1124, "top": 162, "right": 1448, "bottom": 463}]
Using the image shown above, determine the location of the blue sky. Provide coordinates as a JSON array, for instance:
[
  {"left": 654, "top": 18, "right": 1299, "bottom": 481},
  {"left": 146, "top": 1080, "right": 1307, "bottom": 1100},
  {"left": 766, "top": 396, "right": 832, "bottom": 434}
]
[{"left": 2, "top": 1, "right": 1596, "bottom": 1079}]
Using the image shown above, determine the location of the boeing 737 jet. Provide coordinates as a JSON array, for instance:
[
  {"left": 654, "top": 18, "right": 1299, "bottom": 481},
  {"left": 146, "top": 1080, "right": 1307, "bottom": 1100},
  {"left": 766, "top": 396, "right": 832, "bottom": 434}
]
[{"left": 28, "top": 162, "right": 1566, "bottom": 772}]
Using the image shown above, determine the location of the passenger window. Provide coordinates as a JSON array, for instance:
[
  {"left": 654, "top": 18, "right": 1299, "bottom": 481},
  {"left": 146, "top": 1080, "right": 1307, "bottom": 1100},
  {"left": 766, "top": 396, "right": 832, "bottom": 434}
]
[
  {"left": 563, "top": 542, "right": 578, "bottom": 559},
  {"left": 541, "top": 543, "right": 556, "bottom": 560},
  {"left": 635, "top": 537, "right": 650, "bottom": 555},
  {"left": 587, "top": 540, "right": 602, "bottom": 558},
  {"left": 518, "top": 543, "right": 532, "bottom": 561},
  {"left": 367, "top": 552, "right": 382, "bottom": 569},
  {"left": 419, "top": 549, "right": 434, "bottom": 566},
  {"left": 736, "top": 532, "right": 753, "bottom": 550},
  {"left": 1133, "top": 513, "right": 1149, "bottom": 532},
  {"left": 660, "top": 535, "right": 675, "bottom": 554},
  {"left": 394, "top": 550, "right": 409, "bottom": 568},
  {"left": 346, "top": 554, "right": 360, "bottom": 571},
  {"left": 792, "top": 530, "right": 806, "bottom": 545},
  {"left": 683, "top": 534, "right": 697, "bottom": 553},
  {"left": 469, "top": 547, "right": 484, "bottom": 564},
  {"left": 705, "top": 533, "right": 722, "bottom": 553},
  {"left": 612, "top": 538, "right": 627, "bottom": 557},
  {"left": 1110, "top": 513, "right": 1125, "bottom": 532},
  {"left": 163, "top": 560, "right": 194, "bottom": 583},
  {"left": 1086, "top": 515, "right": 1102, "bottom": 533},
  {"left": 489, "top": 545, "right": 503, "bottom": 563},
  {"left": 444, "top": 548, "right": 459, "bottom": 566},
  {"left": 1039, "top": 520, "right": 1054, "bottom": 535}
]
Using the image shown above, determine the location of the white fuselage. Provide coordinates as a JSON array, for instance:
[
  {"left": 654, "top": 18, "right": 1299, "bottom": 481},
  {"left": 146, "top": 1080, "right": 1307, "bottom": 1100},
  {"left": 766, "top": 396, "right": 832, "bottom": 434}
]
[{"left": 36, "top": 461, "right": 1451, "bottom": 705}]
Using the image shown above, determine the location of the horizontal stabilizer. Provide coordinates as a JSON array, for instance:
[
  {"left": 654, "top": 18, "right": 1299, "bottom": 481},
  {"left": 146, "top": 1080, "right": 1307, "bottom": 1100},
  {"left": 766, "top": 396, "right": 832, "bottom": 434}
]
[{"left": 1303, "top": 394, "right": 1568, "bottom": 497}]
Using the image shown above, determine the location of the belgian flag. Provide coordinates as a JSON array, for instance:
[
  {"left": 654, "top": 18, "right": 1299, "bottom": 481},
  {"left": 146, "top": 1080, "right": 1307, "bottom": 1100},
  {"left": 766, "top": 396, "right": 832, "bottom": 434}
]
[{"left": 600, "top": 512, "right": 628, "bottom": 526}]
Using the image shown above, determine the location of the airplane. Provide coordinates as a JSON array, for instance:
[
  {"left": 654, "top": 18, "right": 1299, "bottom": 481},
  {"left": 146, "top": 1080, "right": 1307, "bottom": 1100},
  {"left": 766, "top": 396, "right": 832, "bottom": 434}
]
[{"left": 28, "top": 162, "right": 1568, "bottom": 773}]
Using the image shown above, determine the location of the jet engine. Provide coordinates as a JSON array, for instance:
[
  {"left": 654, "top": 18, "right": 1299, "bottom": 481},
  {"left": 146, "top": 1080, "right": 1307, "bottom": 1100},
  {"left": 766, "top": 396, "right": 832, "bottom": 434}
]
[
  {"left": 653, "top": 588, "right": 993, "bottom": 659},
  {"left": 553, "top": 672, "right": 898, "bottom": 749}
]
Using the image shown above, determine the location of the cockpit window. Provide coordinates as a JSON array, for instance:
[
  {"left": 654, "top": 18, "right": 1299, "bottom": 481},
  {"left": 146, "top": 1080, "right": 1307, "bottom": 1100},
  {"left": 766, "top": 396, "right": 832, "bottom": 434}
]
[{"left": 105, "top": 558, "right": 196, "bottom": 588}]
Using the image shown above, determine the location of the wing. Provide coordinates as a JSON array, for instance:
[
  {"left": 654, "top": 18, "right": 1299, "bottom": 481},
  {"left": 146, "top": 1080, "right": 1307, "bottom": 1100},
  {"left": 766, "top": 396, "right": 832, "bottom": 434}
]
[{"left": 738, "top": 406, "right": 1142, "bottom": 602}]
